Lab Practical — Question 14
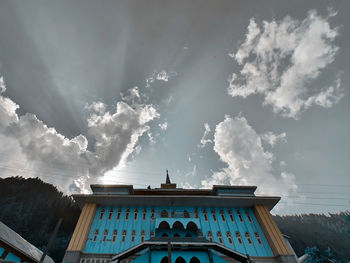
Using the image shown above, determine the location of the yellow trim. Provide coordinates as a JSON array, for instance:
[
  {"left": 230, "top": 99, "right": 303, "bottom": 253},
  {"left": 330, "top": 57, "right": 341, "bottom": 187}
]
[
  {"left": 254, "top": 205, "right": 292, "bottom": 256},
  {"left": 67, "top": 203, "right": 97, "bottom": 251}
]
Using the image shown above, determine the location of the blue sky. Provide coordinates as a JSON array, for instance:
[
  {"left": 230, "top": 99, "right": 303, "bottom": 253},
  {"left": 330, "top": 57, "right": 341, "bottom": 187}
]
[{"left": 0, "top": 0, "right": 349, "bottom": 214}]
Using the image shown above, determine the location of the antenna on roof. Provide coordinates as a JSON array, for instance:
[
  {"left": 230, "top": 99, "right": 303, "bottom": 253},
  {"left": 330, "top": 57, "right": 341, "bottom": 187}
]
[{"left": 166, "top": 169, "right": 171, "bottom": 184}]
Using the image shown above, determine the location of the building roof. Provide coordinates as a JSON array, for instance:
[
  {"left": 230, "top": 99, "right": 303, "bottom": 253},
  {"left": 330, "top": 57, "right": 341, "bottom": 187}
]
[
  {"left": 73, "top": 184, "right": 280, "bottom": 210},
  {"left": 0, "top": 222, "right": 55, "bottom": 263}
]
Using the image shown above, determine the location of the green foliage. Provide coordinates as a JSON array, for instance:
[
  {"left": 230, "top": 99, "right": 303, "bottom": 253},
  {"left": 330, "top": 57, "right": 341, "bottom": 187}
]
[
  {"left": 304, "top": 246, "right": 337, "bottom": 263},
  {"left": 0, "top": 176, "right": 80, "bottom": 263}
]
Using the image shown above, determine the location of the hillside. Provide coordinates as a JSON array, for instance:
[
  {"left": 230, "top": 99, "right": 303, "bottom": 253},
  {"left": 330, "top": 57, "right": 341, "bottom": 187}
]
[
  {"left": 0, "top": 177, "right": 348, "bottom": 262},
  {"left": 0, "top": 176, "right": 80, "bottom": 262}
]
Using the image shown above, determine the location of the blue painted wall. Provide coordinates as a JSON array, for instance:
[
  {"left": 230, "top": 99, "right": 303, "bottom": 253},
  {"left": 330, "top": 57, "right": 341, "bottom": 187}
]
[
  {"left": 84, "top": 206, "right": 273, "bottom": 257},
  {"left": 5, "top": 252, "right": 21, "bottom": 262}
]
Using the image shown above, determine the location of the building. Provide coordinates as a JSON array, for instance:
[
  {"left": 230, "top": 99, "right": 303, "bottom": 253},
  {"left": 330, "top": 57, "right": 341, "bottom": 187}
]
[
  {"left": 63, "top": 173, "right": 297, "bottom": 263},
  {"left": 0, "top": 221, "right": 54, "bottom": 263}
]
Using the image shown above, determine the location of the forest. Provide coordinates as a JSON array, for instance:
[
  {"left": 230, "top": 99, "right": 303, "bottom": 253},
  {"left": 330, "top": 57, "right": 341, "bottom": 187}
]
[{"left": 0, "top": 177, "right": 348, "bottom": 262}]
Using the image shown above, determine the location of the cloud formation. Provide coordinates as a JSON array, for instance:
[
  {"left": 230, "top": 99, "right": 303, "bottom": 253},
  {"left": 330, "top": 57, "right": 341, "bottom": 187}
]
[
  {"left": 228, "top": 10, "right": 343, "bottom": 118},
  {"left": 198, "top": 123, "right": 212, "bottom": 148},
  {"left": 202, "top": 115, "right": 297, "bottom": 198},
  {"left": 261, "top": 131, "right": 287, "bottom": 147},
  {"left": 0, "top": 77, "right": 159, "bottom": 193}
]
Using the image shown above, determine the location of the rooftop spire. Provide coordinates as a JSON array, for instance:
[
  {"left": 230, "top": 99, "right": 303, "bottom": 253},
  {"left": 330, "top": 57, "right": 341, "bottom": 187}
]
[{"left": 166, "top": 170, "right": 171, "bottom": 184}]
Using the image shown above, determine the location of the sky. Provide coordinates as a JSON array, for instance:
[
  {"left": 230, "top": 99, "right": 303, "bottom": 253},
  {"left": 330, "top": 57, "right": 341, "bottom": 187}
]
[{"left": 0, "top": 0, "right": 349, "bottom": 215}]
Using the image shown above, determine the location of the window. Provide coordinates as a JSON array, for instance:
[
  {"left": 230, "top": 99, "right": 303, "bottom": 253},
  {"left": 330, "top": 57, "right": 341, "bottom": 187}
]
[
  {"left": 161, "top": 210, "right": 168, "bottom": 218},
  {"left": 171, "top": 211, "right": 175, "bottom": 218},
  {"left": 211, "top": 210, "right": 217, "bottom": 221},
  {"left": 141, "top": 230, "right": 145, "bottom": 242},
  {"left": 142, "top": 209, "right": 147, "bottom": 220},
  {"left": 122, "top": 230, "right": 127, "bottom": 242},
  {"left": 131, "top": 230, "right": 136, "bottom": 242},
  {"left": 228, "top": 210, "right": 235, "bottom": 222},
  {"left": 217, "top": 231, "right": 223, "bottom": 243},
  {"left": 103, "top": 229, "right": 108, "bottom": 242},
  {"left": 112, "top": 230, "right": 117, "bottom": 242},
  {"left": 245, "top": 211, "right": 253, "bottom": 222},
  {"left": 236, "top": 231, "right": 242, "bottom": 244},
  {"left": 134, "top": 209, "right": 138, "bottom": 220},
  {"left": 151, "top": 209, "right": 155, "bottom": 220},
  {"left": 226, "top": 231, "right": 233, "bottom": 244},
  {"left": 220, "top": 210, "right": 226, "bottom": 221},
  {"left": 245, "top": 232, "right": 253, "bottom": 244},
  {"left": 203, "top": 210, "right": 208, "bottom": 221},
  {"left": 125, "top": 208, "right": 130, "bottom": 220},
  {"left": 255, "top": 232, "right": 262, "bottom": 245},
  {"left": 117, "top": 208, "right": 121, "bottom": 220},
  {"left": 194, "top": 209, "right": 199, "bottom": 218},
  {"left": 99, "top": 208, "right": 105, "bottom": 220},
  {"left": 237, "top": 210, "right": 243, "bottom": 222},
  {"left": 108, "top": 208, "right": 114, "bottom": 220},
  {"left": 207, "top": 231, "right": 213, "bottom": 242},
  {"left": 93, "top": 230, "right": 99, "bottom": 242},
  {"left": 184, "top": 210, "right": 190, "bottom": 218},
  {"left": 150, "top": 230, "right": 155, "bottom": 237}
]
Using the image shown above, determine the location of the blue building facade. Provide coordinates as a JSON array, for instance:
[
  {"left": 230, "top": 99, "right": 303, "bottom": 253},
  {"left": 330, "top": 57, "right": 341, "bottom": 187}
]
[{"left": 63, "top": 177, "right": 297, "bottom": 263}]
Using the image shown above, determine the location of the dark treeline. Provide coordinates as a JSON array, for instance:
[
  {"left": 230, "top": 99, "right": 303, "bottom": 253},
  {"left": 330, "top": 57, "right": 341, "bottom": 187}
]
[
  {"left": 0, "top": 176, "right": 80, "bottom": 262},
  {"left": 0, "top": 177, "right": 349, "bottom": 262},
  {"left": 274, "top": 212, "right": 350, "bottom": 262}
]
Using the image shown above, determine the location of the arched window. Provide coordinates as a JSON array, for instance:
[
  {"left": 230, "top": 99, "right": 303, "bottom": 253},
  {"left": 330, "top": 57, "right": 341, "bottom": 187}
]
[
  {"left": 151, "top": 209, "right": 155, "bottom": 220},
  {"left": 255, "top": 232, "right": 262, "bottom": 245},
  {"left": 226, "top": 231, "right": 233, "bottom": 244},
  {"left": 162, "top": 233, "right": 169, "bottom": 237},
  {"left": 99, "top": 208, "right": 105, "bottom": 220},
  {"left": 203, "top": 210, "right": 208, "bottom": 221},
  {"left": 159, "top": 221, "right": 171, "bottom": 230},
  {"left": 173, "top": 221, "right": 185, "bottom": 230},
  {"left": 160, "top": 257, "right": 168, "bottom": 263},
  {"left": 125, "top": 208, "right": 130, "bottom": 220},
  {"left": 142, "top": 208, "right": 147, "bottom": 220},
  {"left": 228, "top": 210, "right": 234, "bottom": 222},
  {"left": 150, "top": 230, "right": 155, "bottom": 237},
  {"left": 245, "top": 232, "right": 253, "bottom": 245},
  {"left": 220, "top": 210, "right": 225, "bottom": 222},
  {"left": 237, "top": 210, "right": 243, "bottom": 222},
  {"left": 175, "top": 257, "right": 186, "bottom": 263},
  {"left": 103, "top": 229, "right": 108, "bottom": 242},
  {"left": 184, "top": 210, "right": 190, "bottom": 218},
  {"left": 236, "top": 231, "right": 242, "bottom": 244},
  {"left": 207, "top": 231, "right": 213, "bottom": 242},
  {"left": 245, "top": 211, "right": 253, "bottom": 222},
  {"left": 108, "top": 208, "right": 114, "bottom": 220},
  {"left": 217, "top": 231, "right": 223, "bottom": 243},
  {"left": 173, "top": 233, "right": 180, "bottom": 237},
  {"left": 131, "top": 230, "right": 136, "bottom": 242},
  {"left": 141, "top": 230, "right": 145, "bottom": 242},
  {"left": 93, "top": 230, "right": 99, "bottom": 242},
  {"left": 117, "top": 208, "right": 121, "bottom": 220},
  {"left": 194, "top": 209, "right": 199, "bottom": 218},
  {"left": 122, "top": 230, "right": 127, "bottom": 242},
  {"left": 112, "top": 230, "right": 117, "bottom": 242},
  {"left": 186, "top": 221, "right": 198, "bottom": 231},
  {"left": 211, "top": 210, "right": 217, "bottom": 221},
  {"left": 134, "top": 208, "right": 138, "bottom": 220},
  {"left": 161, "top": 210, "right": 168, "bottom": 218},
  {"left": 190, "top": 257, "right": 201, "bottom": 263}
]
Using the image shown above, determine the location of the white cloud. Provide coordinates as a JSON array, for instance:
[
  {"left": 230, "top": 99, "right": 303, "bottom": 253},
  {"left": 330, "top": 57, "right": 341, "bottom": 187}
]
[
  {"left": 198, "top": 123, "right": 212, "bottom": 148},
  {"left": 228, "top": 10, "right": 343, "bottom": 118},
  {"left": 146, "top": 70, "right": 177, "bottom": 88},
  {"left": 261, "top": 131, "right": 287, "bottom": 147},
  {"left": 159, "top": 122, "right": 168, "bottom": 131},
  {"left": 0, "top": 76, "right": 160, "bottom": 193},
  {"left": 201, "top": 115, "right": 297, "bottom": 199}
]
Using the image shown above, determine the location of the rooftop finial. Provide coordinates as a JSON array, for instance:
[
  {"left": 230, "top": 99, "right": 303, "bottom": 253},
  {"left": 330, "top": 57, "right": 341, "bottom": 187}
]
[{"left": 166, "top": 169, "right": 171, "bottom": 184}]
